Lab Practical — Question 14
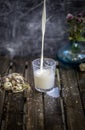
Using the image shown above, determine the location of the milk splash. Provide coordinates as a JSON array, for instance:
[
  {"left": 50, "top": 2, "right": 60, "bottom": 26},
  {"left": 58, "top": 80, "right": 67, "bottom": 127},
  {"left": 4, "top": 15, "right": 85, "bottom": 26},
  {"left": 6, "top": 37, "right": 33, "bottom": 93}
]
[{"left": 40, "top": 0, "right": 46, "bottom": 71}]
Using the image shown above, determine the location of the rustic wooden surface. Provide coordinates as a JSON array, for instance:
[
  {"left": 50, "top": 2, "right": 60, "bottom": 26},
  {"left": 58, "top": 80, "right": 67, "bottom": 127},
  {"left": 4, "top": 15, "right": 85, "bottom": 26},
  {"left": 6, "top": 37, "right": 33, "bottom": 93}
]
[{"left": 0, "top": 57, "right": 85, "bottom": 130}]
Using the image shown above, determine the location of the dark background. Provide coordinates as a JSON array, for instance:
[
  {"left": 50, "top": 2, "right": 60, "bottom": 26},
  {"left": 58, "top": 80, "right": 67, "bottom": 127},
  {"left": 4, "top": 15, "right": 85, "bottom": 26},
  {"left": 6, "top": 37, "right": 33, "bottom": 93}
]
[{"left": 0, "top": 0, "right": 85, "bottom": 59}]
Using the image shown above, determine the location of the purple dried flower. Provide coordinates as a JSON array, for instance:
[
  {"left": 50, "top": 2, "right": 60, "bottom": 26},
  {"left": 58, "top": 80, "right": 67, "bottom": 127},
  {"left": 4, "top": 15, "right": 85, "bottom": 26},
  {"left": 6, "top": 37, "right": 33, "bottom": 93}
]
[
  {"left": 81, "top": 12, "right": 85, "bottom": 17},
  {"left": 66, "top": 13, "right": 74, "bottom": 20},
  {"left": 66, "top": 12, "right": 85, "bottom": 41},
  {"left": 77, "top": 13, "right": 83, "bottom": 17},
  {"left": 75, "top": 17, "right": 82, "bottom": 23}
]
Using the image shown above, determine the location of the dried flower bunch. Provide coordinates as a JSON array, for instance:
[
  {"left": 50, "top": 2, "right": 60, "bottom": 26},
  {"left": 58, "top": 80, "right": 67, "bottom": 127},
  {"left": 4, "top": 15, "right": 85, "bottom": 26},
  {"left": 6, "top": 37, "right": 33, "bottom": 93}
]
[
  {"left": 1, "top": 73, "right": 30, "bottom": 93},
  {"left": 66, "top": 13, "right": 85, "bottom": 42}
]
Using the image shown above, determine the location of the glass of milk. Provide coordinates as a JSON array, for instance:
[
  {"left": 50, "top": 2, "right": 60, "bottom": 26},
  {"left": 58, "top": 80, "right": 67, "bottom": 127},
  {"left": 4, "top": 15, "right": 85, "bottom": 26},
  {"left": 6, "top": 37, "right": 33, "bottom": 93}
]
[{"left": 32, "top": 58, "right": 56, "bottom": 92}]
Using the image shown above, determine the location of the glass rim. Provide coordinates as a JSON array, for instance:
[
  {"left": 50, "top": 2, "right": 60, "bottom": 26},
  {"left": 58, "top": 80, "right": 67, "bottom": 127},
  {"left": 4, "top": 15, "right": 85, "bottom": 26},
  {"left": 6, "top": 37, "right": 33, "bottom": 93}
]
[{"left": 32, "top": 58, "right": 56, "bottom": 68}]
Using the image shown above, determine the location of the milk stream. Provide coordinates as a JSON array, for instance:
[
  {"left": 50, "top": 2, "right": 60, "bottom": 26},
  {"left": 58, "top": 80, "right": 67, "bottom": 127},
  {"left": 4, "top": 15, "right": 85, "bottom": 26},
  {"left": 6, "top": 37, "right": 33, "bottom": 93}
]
[{"left": 40, "top": 0, "right": 46, "bottom": 71}]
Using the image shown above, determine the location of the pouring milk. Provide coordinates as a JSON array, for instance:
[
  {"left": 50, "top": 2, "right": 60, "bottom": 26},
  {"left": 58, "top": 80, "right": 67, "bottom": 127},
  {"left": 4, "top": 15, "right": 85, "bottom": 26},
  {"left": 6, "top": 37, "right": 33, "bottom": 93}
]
[{"left": 34, "top": 0, "right": 55, "bottom": 91}]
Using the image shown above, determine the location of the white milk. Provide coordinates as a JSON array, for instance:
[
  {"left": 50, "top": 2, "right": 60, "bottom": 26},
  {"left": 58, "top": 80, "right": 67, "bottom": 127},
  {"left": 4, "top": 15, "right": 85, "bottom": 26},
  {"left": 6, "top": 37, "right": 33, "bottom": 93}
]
[
  {"left": 40, "top": 0, "right": 46, "bottom": 70},
  {"left": 34, "top": 0, "right": 55, "bottom": 91},
  {"left": 34, "top": 69, "right": 55, "bottom": 90}
]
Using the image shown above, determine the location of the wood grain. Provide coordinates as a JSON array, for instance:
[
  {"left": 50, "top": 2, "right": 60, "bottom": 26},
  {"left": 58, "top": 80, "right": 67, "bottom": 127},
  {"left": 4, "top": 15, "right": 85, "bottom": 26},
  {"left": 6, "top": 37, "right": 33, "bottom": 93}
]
[
  {"left": 60, "top": 67, "right": 85, "bottom": 130},
  {"left": 43, "top": 64, "right": 64, "bottom": 130},
  {"left": 76, "top": 70, "right": 85, "bottom": 113},
  {"left": 0, "top": 57, "right": 9, "bottom": 129},
  {"left": 2, "top": 58, "right": 25, "bottom": 130},
  {"left": 0, "top": 57, "right": 85, "bottom": 130},
  {"left": 25, "top": 59, "right": 44, "bottom": 130}
]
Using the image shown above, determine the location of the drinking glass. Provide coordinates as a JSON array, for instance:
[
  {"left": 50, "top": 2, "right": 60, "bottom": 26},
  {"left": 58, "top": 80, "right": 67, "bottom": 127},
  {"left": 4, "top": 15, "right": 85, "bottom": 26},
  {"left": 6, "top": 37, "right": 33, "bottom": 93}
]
[{"left": 32, "top": 58, "right": 56, "bottom": 92}]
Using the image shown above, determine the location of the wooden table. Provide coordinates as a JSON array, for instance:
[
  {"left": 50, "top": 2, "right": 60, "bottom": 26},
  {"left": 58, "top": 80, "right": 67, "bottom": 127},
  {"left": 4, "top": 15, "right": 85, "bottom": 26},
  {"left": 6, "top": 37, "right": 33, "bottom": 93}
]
[{"left": 0, "top": 57, "right": 85, "bottom": 130}]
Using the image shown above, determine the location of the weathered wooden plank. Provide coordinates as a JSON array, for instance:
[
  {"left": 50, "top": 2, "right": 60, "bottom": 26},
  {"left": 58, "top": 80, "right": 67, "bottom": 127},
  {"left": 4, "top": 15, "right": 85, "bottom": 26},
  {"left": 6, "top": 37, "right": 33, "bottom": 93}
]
[
  {"left": 44, "top": 94, "right": 64, "bottom": 130},
  {"left": 2, "top": 57, "right": 25, "bottom": 130},
  {"left": 60, "top": 67, "right": 85, "bottom": 130},
  {"left": 0, "top": 57, "right": 9, "bottom": 129},
  {"left": 2, "top": 92, "right": 24, "bottom": 130},
  {"left": 1, "top": 62, "right": 13, "bottom": 130},
  {"left": 43, "top": 63, "right": 64, "bottom": 130},
  {"left": 56, "top": 63, "right": 67, "bottom": 130},
  {"left": 3, "top": 58, "right": 44, "bottom": 130},
  {"left": 25, "top": 59, "right": 44, "bottom": 130},
  {"left": 1, "top": 57, "right": 85, "bottom": 130},
  {"left": 76, "top": 70, "right": 85, "bottom": 112},
  {"left": 0, "top": 57, "right": 9, "bottom": 75}
]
